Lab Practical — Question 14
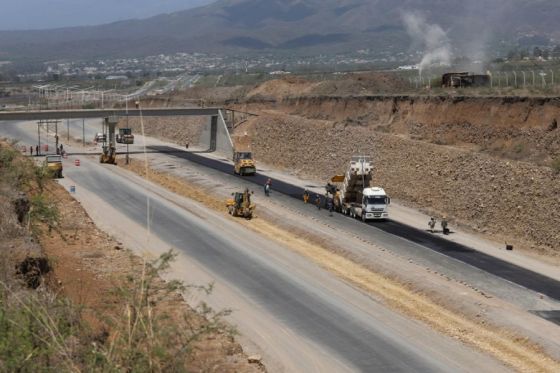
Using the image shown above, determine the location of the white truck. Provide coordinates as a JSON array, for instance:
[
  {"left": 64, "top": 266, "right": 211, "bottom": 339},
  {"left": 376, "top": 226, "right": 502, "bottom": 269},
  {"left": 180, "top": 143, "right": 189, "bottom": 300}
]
[{"left": 331, "top": 156, "right": 390, "bottom": 221}]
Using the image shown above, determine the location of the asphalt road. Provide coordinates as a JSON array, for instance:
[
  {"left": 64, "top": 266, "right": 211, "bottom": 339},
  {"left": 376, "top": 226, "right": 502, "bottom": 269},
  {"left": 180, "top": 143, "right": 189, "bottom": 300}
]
[
  {"left": 59, "top": 156, "right": 506, "bottom": 373},
  {"left": 149, "top": 145, "right": 560, "bottom": 303}
]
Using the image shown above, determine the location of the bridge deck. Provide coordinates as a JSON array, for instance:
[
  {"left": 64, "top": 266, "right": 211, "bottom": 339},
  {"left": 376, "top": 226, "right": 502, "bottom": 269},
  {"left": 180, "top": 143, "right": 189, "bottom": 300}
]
[{"left": 0, "top": 107, "right": 221, "bottom": 121}]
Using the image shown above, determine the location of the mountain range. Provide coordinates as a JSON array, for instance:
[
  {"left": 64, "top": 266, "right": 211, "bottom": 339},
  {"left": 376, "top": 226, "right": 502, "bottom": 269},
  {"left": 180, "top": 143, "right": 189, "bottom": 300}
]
[
  {"left": 0, "top": 0, "right": 214, "bottom": 31},
  {"left": 0, "top": 0, "right": 558, "bottom": 62}
]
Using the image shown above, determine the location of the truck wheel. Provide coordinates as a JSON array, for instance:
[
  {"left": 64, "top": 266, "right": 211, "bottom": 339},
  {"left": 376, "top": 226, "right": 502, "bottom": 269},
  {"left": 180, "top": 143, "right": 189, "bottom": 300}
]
[{"left": 361, "top": 213, "right": 366, "bottom": 222}]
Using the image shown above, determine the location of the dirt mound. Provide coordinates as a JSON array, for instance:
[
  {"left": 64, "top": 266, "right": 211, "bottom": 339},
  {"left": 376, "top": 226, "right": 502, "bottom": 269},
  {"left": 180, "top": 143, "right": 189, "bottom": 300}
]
[
  {"left": 247, "top": 76, "right": 317, "bottom": 100},
  {"left": 246, "top": 72, "right": 408, "bottom": 101},
  {"left": 311, "top": 72, "right": 409, "bottom": 96}
]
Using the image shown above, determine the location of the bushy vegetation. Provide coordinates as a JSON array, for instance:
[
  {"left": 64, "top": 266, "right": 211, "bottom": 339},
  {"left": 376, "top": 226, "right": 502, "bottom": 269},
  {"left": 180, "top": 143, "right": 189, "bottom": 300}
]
[
  {"left": 0, "top": 251, "right": 231, "bottom": 372},
  {"left": 0, "top": 143, "right": 232, "bottom": 372}
]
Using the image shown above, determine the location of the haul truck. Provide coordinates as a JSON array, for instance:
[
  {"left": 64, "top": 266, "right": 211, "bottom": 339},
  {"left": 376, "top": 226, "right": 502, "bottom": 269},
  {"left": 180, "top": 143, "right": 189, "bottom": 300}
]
[
  {"left": 330, "top": 156, "right": 390, "bottom": 221},
  {"left": 116, "top": 128, "right": 134, "bottom": 144}
]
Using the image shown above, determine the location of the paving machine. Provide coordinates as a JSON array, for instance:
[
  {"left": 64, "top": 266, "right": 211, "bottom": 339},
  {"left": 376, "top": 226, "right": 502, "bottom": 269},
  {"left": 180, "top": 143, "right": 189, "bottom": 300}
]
[
  {"left": 226, "top": 188, "right": 255, "bottom": 219},
  {"left": 233, "top": 151, "right": 256, "bottom": 176}
]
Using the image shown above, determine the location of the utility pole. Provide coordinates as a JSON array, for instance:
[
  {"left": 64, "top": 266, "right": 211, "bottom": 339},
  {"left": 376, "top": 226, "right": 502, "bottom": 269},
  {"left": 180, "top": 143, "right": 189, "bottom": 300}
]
[
  {"left": 37, "top": 119, "right": 60, "bottom": 155},
  {"left": 55, "top": 121, "right": 59, "bottom": 153},
  {"left": 67, "top": 118, "right": 70, "bottom": 142},
  {"left": 82, "top": 118, "right": 85, "bottom": 147},
  {"left": 37, "top": 123, "right": 41, "bottom": 156},
  {"left": 126, "top": 99, "right": 130, "bottom": 164}
]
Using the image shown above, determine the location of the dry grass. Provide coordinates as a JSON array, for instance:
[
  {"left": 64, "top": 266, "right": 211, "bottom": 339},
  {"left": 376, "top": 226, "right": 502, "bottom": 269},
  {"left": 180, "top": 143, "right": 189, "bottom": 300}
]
[
  {"left": 119, "top": 157, "right": 560, "bottom": 373},
  {"left": 0, "top": 144, "right": 259, "bottom": 373}
]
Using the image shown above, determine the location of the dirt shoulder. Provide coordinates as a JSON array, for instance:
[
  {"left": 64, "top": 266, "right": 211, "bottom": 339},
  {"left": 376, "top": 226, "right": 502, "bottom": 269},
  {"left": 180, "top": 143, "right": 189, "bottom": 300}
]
[
  {"left": 118, "top": 157, "right": 560, "bottom": 373},
  {"left": 40, "top": 179, "right": 265, "bottom": 372},
  {"left": 0, "top": 141, "right": 264, "bottom": 372}
]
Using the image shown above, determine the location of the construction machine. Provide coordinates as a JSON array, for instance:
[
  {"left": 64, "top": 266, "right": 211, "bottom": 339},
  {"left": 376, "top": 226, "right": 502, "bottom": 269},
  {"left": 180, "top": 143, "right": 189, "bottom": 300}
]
[
  {"left": 100, "top": 116, "right": 118, "bottom": 164},
  {"left": 116, "top": 128, "right": 134, "bottom": 144},
  {"left": 233, "top": 151, "right": 256, "bottom": 176},
  {"left": 226, "top": 188, "right": 255, "bottom": 219},
  {"left": 44, "top": 155, "right": 63, "bottom": 178},
  {"left": 330, "top": 156, "right": 390, "bottom": 221}
]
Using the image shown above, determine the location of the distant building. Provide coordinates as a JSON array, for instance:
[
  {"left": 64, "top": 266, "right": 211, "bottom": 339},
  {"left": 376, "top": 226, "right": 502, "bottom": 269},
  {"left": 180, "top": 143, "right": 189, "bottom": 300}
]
[
  {"left": 442, "top": 72, "right": 490, "bottom": 88},
  {"left": 106, "top": 75, "right": 128, "bottom": 80}
]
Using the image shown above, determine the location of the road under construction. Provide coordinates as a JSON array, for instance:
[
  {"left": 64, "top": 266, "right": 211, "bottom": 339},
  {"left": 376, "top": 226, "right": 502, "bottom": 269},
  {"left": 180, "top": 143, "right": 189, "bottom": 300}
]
[
  {"left": 148, "top": 145, "right": 560, "bottom": 304},
  {"left": 1, "top": 109, "right": 560, "bottom": 371},
  {"left": 3, "top": 108, "right": 560, "bottom": 304}
]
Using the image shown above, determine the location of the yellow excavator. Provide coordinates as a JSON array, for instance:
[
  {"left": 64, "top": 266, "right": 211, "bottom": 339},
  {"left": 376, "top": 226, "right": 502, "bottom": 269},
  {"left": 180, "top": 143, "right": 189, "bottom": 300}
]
[{"left": 226, "top": 188, "right": 255, "bottom": 219}]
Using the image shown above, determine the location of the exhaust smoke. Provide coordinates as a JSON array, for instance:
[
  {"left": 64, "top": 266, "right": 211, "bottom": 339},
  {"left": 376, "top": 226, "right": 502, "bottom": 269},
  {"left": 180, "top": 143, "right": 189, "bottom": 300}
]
[{"left": 402, "top": 12, "right": 452, "bottom": 75}]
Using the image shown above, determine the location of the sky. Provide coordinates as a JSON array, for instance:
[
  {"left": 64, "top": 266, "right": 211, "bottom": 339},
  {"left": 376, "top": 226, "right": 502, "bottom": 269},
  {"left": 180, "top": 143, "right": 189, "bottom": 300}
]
[{"left": 0, "top": 0, "right": 214, "bottom": 30}]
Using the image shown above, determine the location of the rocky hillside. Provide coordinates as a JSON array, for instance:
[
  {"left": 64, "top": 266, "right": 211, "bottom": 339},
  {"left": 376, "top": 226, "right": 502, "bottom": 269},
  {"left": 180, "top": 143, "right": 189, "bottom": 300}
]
[
  {"left": 235, "top": 110, "right": 560, "bottom": 260},
  {"left": 235, "top": 93, "right": 560, "bottom": 166}
]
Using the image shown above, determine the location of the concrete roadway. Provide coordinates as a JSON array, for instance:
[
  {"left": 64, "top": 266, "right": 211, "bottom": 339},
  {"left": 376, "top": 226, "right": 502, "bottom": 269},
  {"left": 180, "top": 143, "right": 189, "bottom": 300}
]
[
  {"left": 56, "top": 155, "right": 506, "bottom": 373},
  {"left": 148, "top": 145, "right": 560, "bottom": 306},
  {"left": 0, "top": 120, "right": 515, "bottom": 371}
]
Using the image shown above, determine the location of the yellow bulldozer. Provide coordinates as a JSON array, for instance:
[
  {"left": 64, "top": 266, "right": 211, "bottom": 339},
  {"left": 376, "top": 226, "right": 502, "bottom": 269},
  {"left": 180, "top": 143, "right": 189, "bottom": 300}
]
[{"left": 226, "top": 188, "right": 255, "bottom": 219}]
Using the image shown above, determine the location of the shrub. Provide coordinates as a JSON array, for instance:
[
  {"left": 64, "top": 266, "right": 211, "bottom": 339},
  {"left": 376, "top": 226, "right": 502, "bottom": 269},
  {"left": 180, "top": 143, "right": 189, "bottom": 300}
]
[{"left": 551, "top": 158, "right": 560, "bottom": 174}]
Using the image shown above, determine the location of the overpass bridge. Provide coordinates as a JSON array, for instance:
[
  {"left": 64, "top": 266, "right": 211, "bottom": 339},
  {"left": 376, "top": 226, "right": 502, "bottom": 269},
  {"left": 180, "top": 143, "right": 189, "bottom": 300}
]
[
  {"left": 0, "top": 107, "right": 233, "bottom": 154},
  {"left": 0, "top": 107, "right": 221, "bottom": 121}
]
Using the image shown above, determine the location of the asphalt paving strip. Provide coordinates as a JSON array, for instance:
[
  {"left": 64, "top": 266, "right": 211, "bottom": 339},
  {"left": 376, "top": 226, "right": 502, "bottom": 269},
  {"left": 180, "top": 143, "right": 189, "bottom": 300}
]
[{"left": 148, "top": 145, "right": 560, "bottom": 303}]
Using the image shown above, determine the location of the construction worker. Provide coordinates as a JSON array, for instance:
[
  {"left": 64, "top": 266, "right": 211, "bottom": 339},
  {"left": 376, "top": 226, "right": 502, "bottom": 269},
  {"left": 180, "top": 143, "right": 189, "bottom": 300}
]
[
  {"left": 303, "top": 189, "right": 310, "bottom": 204},
  {"left": 30, "top": 146, "right": 33, "bottom": 156},
  {"left": 441, "top": 217, "right": 449, "bottom": 235},
  {"left": 264, "top": 178, "right": 271, "bottom": 197},
  {"left": 327, "top": 197, "right": 334, "bottom": 216},
  {"left": 35, "top": 145, "right": 39, "bottom": 156},
  {"left": 315, "top": 194, "right": 321, "bottom": 210},
  {"left": 428, "top": 217, "right": 436, "bottom": 233}
]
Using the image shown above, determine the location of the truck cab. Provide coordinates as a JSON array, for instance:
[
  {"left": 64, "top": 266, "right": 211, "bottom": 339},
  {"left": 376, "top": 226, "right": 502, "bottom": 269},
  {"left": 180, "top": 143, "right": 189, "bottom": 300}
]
[
  {"left": 116, "top": 128, "right": 134, "bottom": 144},
  {"left": 356, "top": 187, "right": 390, "bottom": 221}
]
